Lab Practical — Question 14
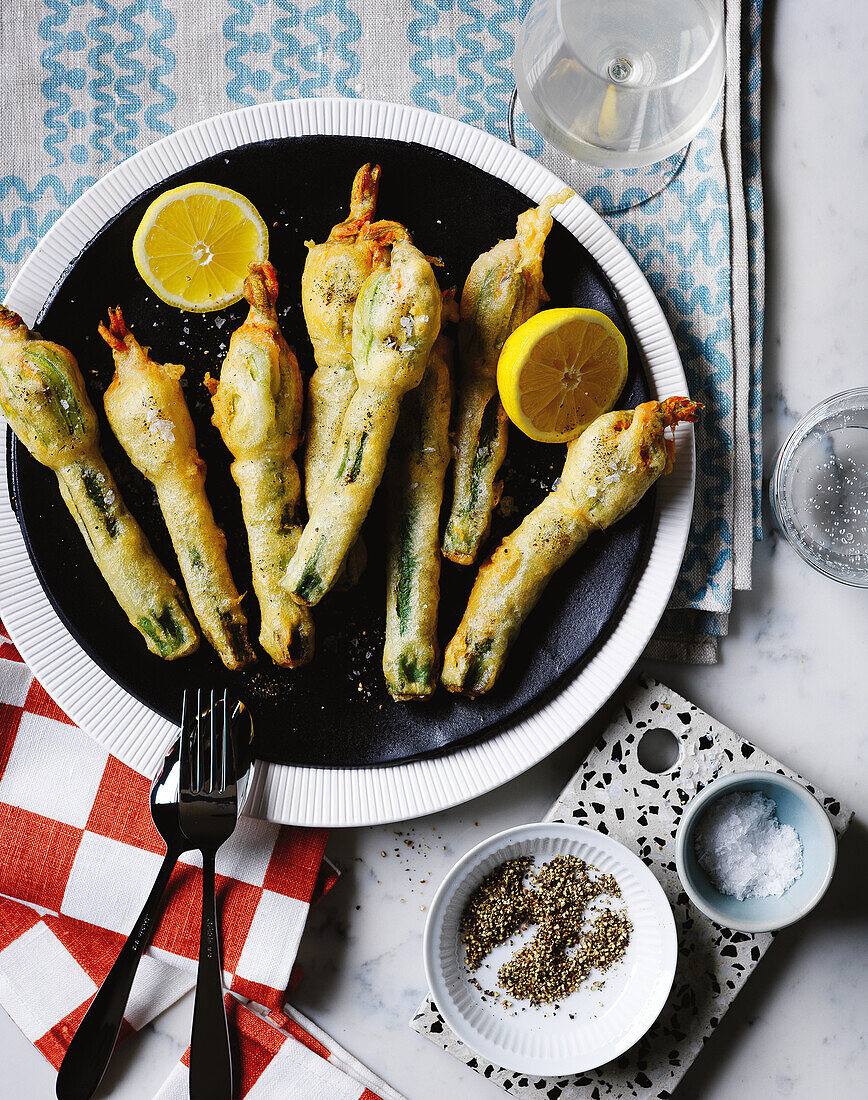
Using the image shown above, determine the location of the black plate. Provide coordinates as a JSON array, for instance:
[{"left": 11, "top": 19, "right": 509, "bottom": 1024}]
[{"left": 8, "top": 135, "right": 652, "bottom": 768}]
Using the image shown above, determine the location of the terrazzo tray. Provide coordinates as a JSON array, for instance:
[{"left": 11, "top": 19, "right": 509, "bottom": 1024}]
[{"left": 411, "top": 677, "right": 853, "bottom": 1098}]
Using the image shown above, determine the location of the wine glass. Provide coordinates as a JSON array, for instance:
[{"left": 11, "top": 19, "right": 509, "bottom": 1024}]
[{"left": 513, "top": 0, "right": 726, "bottom": 168}]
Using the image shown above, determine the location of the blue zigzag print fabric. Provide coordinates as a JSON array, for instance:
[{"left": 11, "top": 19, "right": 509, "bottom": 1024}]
[{"left": 0, "top": 0, "right": 763, "bottom": 662}]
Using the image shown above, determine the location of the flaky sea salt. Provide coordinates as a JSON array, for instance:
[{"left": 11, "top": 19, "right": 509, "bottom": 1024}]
[
  {"left": 694, "top": 791, "right": 803, "bottom": 900},
  {"left": 143, "top": 406, "right": 175, "bottom": 443}
]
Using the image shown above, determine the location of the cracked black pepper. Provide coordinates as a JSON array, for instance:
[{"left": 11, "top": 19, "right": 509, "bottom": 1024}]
[{"left": 459, "top": 854, "right": 632, "bottom": 1005}]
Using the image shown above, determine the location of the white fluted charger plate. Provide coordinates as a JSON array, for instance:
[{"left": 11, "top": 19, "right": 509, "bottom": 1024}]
[
  {"left": 0, "top": 98, "right": 692, "bottom": 826},
  {"left": 423, "top": 822, "right": 678, "bottom": 1074}
]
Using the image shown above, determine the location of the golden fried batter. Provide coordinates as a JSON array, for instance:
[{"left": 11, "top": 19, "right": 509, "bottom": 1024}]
[
  {"left": 301, "top": 163, "right": 385, "bottom": 587},
  {"left": 443, "top": 189, "right": 574, "bottom": 564},
  {"left": 284, "top": 227, "right": 442, "bottom": 606},
  {"left": 383, "top": 322, "right": 454, "bottom": 699},
  {"left": 0, "top": 306, "right": 198, "bottom": 659},
  {"left": 208, "top": 262, "right": 314, "bottom": 667},
  {"left": 442, "top": 398, "right": 701, "bottom": 694},
  {"left": 100, "top": 310, "right": 254, "bottom": 670}
]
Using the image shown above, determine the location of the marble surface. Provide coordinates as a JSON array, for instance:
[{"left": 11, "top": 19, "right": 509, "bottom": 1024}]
[{"left": 2, "top": 0, "right": 867, "bottom": 1096}]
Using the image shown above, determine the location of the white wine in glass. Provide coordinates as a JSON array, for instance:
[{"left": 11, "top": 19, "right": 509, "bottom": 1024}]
[{"left": 514, "top": 0, "right": 725, "bottom": 167}]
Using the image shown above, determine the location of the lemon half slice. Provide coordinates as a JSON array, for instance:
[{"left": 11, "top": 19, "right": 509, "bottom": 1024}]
[
  {"left": 132, "top": 182, "right": 269, "bottom": 312},
  {"left": 497, "top": 307, "right": 628, "bottom": 443}
]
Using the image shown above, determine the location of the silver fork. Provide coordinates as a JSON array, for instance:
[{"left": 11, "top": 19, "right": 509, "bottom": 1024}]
[{"left": 179, "top": 688, "right": 254, "bottom": 1100}]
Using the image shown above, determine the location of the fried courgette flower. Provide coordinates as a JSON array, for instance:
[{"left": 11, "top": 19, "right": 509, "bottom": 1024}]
[
  {"left": 207, "top": 261, "right": 314, "bottom": 667},
  {"left": 284, "top": 225, "right": 442, "bottom": 607},
  {"left": 383, "top": 292, "right": 456, "bottom": 700},
  {"left": 301, "top": 163, "right": 384, "bottom": 588},
  {"left": 0, "top": 306, "right": 198, "bottom": 659},
  {"left": 99, "top": 309, "right": 254, "bottom": 670},
  {"left": 443, "top": 188, "right": 574, "bottom": 565},
  {"left": 442, "top": 397, "right": 702, "bottom": 695}
]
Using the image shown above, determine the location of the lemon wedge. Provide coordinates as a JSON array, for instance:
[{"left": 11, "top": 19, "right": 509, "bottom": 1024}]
[
  {"left": 497, "top": 307, "right": 628, "bottom": 443},
  {"left": 132, "top": 182, "right": 269, "bottom": 312}
]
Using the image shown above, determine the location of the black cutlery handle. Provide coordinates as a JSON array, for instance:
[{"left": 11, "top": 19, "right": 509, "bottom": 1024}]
[
  {"left": 56, "top": 846, "right": 179, "bottom": 1100},
  {"left": 190, "top": 848, "right": 232, "bottom": 1100}
]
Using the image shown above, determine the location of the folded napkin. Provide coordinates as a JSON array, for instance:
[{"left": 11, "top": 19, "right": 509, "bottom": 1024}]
[
  {"left": 0, "top": 0, "right": 763, "bottom": 664},
  {"left": 0, "top": 625, "right": 396, "bottom": 1099},
  {"left": 154, "top": 999, "right": 400, "bottom": 1100}
]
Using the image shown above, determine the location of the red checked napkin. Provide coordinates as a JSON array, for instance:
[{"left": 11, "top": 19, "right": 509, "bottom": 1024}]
[
  {"left": 0, "top": 624, "right": 396, "bottom": 1100},
  {"left": 155, "top": 1000, "right": 395, "bottom": 1099}
]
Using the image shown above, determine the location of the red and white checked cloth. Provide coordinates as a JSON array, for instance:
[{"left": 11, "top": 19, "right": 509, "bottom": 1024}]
[{"left": 0, "top": 625, "right": 399, "bottom": 1100}]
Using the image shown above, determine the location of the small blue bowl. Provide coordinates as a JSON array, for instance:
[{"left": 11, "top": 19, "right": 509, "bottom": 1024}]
[{"left": 675, "top": 771, "right": 837, "bottom": 933}]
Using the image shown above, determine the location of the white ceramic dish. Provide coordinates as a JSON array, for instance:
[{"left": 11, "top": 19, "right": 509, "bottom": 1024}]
[
  {"left": 0, "top": 98, "right": 692, "bottom": 826},
  {"left": 423, "top": 822, "right": 678, "bottom": 1074}
]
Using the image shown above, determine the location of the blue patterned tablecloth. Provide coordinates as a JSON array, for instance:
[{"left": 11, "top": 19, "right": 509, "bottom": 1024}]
[{"left": 0, "top": 0, "right": 763, "bottom": 662}]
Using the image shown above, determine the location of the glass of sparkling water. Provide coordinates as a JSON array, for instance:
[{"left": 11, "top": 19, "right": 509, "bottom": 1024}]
[
  {"left": 769, "top": 389, "right": 868, "bottom": 587},
  {"left": 513, "top": 0, "right": 726, "bottom": 167}
]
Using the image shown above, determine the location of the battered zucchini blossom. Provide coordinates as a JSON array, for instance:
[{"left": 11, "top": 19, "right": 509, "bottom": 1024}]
[
  {"left": 443, "top": 397, "right": 702, "bottom": 695},
  {"left": 0, "top": 305, "right": 198, "bottom": 659}
]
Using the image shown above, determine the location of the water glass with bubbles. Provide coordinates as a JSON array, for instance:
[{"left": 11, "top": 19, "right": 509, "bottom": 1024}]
[
  {"left": 769, "top": 389, "right": 868, "bottom": 587},
  {"left": 513, "top": 0, "right": 726, "bottom": 167}
]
